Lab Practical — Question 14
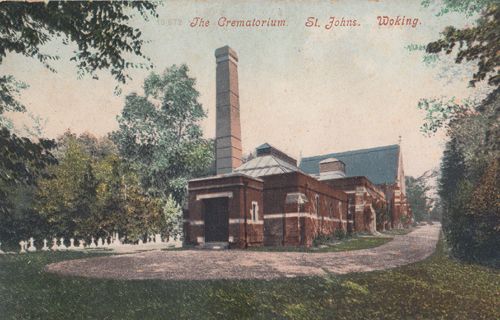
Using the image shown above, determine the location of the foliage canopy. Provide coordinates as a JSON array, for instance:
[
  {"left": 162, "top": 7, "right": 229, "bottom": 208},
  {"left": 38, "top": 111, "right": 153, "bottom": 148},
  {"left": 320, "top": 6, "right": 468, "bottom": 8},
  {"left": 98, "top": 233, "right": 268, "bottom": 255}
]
[{"left": 112, "top": 65, "right": 214, "bottom": 203}]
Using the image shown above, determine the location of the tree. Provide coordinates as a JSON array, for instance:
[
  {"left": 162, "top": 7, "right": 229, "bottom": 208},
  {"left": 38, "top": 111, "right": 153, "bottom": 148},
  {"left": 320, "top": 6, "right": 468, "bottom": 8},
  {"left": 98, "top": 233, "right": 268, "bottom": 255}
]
[
  {"left": 467, "top": 158, "right": 500, "bottom": 261},
  {"left": 160, "top": 195, "right": 183, "bottom": 240},
  {"left": 54, "top": 130, "right": 118, "bottom": 160},
  {"left": 93, "top": 153, "right": 164, "bottom": 242},
  {"left": 35, "top": 132, "right": 166, "bottom": 241},
  {"left": 405, "top": 173, "right": 433, "bottom": 222},
  {"left": 1, "top": 1, "right": 158, "bottom": 141},
  {"left": 0, "top": 127, "right": 56, "bottom": 227},
  {"left": 416, "top": 0, "right": 499, "bottom": 264},
  {"left": 36, "top": 136, "right": 97, "bottom": 238},
  {"left": 423, "top": 1, "right": 499, "bottom": 86},
  {"left": 0, "top": 1, "right": 158, "bottom": 242},
  {"left": 0, "top": 0, "right": 158, "bottom": 195},
  {"left": 0, "top": 1, "right": 157, "bottom": 84},
  {"left": 429, "top": 198, "right": 443, "bottom": 221},
  {"left": 111, "top": 65, "right": 214, "bottom": 203}
]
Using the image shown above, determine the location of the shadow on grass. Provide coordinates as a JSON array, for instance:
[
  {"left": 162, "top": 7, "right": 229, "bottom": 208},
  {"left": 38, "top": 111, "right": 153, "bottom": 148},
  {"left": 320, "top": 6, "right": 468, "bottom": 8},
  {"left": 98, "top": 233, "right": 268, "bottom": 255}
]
[
  {"left": 247, "top": 236, "right": 393, "bottom": 253},
  {"left": 0, "top": 234, "right": 498, "bottom": 319}
]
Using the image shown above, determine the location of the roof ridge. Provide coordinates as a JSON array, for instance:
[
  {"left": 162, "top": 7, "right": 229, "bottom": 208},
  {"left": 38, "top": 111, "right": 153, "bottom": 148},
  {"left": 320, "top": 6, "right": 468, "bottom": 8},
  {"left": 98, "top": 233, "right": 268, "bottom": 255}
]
[
  {"left": 275, "top": 156, "right": 299, "bottom": 172},
  {"left": 301, "top": 144, "right": 399, "bottom": 161}
]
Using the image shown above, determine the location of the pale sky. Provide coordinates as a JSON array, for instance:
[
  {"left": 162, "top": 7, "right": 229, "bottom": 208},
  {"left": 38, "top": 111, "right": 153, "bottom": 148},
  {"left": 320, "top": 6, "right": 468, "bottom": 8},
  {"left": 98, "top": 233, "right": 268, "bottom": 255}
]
[{"left": 2, "top": 0, "right": 480, "bottom": 177}]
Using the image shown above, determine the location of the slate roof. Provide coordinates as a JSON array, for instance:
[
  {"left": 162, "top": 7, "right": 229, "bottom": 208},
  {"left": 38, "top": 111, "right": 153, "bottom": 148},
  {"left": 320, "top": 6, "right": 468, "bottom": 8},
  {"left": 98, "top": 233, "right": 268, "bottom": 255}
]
[
  {"left": 299, "top": 145, "right": 400, "bottom": 185},
  {"left": 234, "top": 154, "right": 302, "bottom": 178}
]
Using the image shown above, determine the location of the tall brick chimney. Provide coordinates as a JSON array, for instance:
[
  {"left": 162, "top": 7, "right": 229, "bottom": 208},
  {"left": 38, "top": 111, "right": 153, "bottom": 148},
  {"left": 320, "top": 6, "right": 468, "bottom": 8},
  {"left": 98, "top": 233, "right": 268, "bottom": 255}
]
[{"left": 215, "top": 46, "right": 242, "bottom": 174}]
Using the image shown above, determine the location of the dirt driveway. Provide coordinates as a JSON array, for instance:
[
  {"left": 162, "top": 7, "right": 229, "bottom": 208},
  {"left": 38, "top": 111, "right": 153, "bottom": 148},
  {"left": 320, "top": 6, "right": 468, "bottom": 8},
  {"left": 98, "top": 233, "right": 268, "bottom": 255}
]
[{"left": 46, "top": 223, "right": 441, "bottom": 280}]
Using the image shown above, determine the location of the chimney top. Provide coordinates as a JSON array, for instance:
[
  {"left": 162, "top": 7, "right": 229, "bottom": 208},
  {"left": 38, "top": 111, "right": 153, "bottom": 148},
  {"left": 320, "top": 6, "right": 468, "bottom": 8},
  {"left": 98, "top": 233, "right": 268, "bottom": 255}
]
[{"left": 215, "top": 46, "right": 238, "bottom": 61}]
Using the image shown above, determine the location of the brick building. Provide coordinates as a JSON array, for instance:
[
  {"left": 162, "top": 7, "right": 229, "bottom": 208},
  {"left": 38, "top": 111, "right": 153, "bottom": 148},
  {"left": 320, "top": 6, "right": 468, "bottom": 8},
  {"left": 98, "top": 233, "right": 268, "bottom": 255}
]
[
  {"left": 300, "top": 144, "right": 410, "bottom": 231},
  {"left": 184, "top": 46, "right": 410, "bottom": 248}
]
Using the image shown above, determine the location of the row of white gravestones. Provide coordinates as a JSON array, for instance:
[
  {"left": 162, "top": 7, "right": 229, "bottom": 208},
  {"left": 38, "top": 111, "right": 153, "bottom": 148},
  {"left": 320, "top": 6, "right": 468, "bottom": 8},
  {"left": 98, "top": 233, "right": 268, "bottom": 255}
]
[
  {"left": 143, "top": 233, "right": 180, "bottom": 244},
  {"left": 142, "top": 234, "right": 182, "bottom": 247},
  {"left": 18, "top": 238, "right": 37, "bottom": 253},
  {"left": 19, "top": 233, "right": 124, "bottom": 253},
  {"left": 15, "top": 232, "right": 182, "bottom": 253}
]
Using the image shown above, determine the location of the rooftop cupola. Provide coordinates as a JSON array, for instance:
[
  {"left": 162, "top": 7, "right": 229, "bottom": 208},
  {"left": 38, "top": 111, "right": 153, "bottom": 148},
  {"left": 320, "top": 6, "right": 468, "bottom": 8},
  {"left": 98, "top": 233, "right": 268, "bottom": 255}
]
[
  {"left": 319, "top": 157, "right": 346, "bottom": 180},
  {"left": 256, "top": 143, "right": 297, "bottom": 167}
]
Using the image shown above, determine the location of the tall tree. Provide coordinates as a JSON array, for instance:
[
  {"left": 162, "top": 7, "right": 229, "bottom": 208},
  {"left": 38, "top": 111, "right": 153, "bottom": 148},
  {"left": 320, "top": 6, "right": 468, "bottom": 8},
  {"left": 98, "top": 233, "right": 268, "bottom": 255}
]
[
  {"left": 0, "top": 1, "right": 158, "bottom": 235},
  {"left": 36, "top": 136, "right": 96, "bottom": 238},
  {"left": 405, "top": 173, "right": 433, "bottom": 222},
  {"left": 111, "top": 65, "right": 214, "bottom": 203},
  {"left": 35, "top": 133, "right": 165, "bottom": 241},
  {"left": 417, "top": 0, "right": 499, "bottom": 263}
]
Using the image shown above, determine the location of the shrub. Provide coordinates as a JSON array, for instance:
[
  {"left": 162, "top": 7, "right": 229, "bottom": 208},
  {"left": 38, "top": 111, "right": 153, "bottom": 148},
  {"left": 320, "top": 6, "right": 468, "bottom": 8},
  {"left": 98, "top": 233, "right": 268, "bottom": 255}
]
[{"left": 334, "top": 228, "right": 347, "bottom": 240}]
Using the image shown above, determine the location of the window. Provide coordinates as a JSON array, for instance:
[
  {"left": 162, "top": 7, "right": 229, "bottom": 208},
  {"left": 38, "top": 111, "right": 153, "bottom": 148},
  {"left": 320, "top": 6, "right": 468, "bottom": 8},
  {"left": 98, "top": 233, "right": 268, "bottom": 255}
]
[
  {"left": 251, "top": 201, "right": 259, "bottom": 222},
  {"left": 338, "top": 201, "right": 343, "bottom": 220},
  {"left": 348, "top": 197, "right": 355, "bottom": 219},
  {"left": 315, "top": 195, "right": 320, "bottom": 215}
]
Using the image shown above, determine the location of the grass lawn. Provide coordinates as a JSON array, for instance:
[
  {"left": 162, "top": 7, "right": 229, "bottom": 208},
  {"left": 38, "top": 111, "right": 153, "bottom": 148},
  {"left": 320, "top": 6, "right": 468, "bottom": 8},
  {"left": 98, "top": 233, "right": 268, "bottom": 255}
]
[
  {"left": 247, "top": 236, "right": 393, "bottom": 253},
  {"left": 381, "top": 228, "right": 414, "bottom": 236},
  {"left": 0, "top": 236, "right": 499, "bottom": 319}
]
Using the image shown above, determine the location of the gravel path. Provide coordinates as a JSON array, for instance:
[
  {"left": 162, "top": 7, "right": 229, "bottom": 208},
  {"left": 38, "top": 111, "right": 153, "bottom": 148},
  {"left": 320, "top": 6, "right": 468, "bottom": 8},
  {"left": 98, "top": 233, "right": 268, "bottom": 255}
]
[{"left": 46, "top": 223, "right": 441, "bottom": 280}]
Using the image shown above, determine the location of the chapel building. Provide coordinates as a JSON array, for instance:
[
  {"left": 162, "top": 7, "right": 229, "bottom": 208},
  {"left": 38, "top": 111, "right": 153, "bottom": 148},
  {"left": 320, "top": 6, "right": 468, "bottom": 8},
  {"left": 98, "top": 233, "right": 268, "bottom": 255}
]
[{"left": 184, "top": 46, "right": 411, "bottom": 248}]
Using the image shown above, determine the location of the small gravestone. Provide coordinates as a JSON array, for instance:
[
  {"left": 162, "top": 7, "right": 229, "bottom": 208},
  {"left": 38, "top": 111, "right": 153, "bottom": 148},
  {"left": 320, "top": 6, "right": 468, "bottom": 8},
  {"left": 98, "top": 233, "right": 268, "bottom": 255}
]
[
  {"left": 114, "top": 232, "right": 122, "bottom": 246},
  {"left": 19, "top": 240, "right": 26, "bottom": 253},
  {"left": 78, "top": 239, "right": 85, "bottom": 249},
  {"left": 138, "top": 239, "right": 143, "bottom": 245},
  {"left": 0, "top": 242, "right": 4, "bottom": 254},
  {"left": 97, "top": 237, "right": 103, "bottom": 247},
  {"left": 58, "top": 237, "right": 67, "bottom": 250},
  {"left": 51, "top": 238, "right": 58, "bottom": 251},
  {"left": 69, "top": 238, "right": 76, "bottom": 249},
  {"left": 155, "top": 234, "right": 162, "bottom": 243},
  {"left": 173, "top": 238, "right": 183, "bottom": 248},
  {"left": 89, "top": 237, "right": 96, "bottom": 248},
  {"left": 27, "top": 237, "right": 37, "bottom": 252},
  {"left": 42, "top": 239, "right": 49, "bottom": 251}
]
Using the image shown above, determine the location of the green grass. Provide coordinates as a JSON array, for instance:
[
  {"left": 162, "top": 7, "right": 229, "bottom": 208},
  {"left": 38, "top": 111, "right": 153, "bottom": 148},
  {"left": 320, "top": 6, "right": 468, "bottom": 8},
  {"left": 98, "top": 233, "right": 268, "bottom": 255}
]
[
  {"left": 248, "top": 236, "right": 393, "bottom": 253},
  {"left": 381, "top": 228, "right": 414, "bottom": 236},
  {"left": 0, "top": 236, "right": 499, "bottom": 319}
]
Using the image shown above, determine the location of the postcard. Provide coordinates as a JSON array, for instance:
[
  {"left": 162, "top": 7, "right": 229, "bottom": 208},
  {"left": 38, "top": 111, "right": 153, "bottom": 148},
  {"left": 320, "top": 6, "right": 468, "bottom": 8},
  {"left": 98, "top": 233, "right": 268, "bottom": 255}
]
[{"left": 0, "top": 1, "right": 498, "bottom": 319}]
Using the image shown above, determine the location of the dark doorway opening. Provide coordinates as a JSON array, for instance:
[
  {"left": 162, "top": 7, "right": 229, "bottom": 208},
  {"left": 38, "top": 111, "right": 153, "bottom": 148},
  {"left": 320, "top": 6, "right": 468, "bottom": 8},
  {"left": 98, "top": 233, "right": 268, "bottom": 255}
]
[{"left": 204, "top": 197, "right": 229, "bottom": 242}]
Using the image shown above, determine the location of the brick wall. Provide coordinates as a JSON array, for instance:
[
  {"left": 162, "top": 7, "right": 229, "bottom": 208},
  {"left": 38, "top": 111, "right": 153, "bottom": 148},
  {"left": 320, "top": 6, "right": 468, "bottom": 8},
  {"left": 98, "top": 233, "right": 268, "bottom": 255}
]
[
  {"left": 262, "top": 172, "right": 348, "bottom": 246},
  {"left": 186, "top": 174, "right": 264, "bottom": 247}
]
